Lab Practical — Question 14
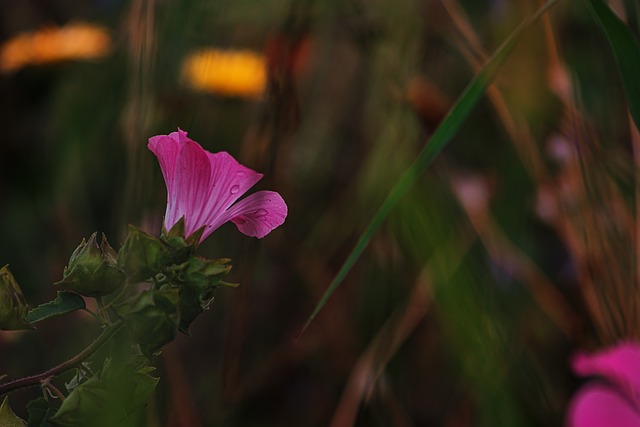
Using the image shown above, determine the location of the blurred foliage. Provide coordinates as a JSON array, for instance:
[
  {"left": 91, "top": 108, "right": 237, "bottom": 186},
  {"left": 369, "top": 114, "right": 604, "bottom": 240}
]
[{"left": 1, "top": 0, "right": 639, "bottom": 425}]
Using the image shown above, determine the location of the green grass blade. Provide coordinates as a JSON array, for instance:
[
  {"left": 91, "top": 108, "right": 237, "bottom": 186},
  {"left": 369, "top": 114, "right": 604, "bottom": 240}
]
[
  {"left": 301, "top": 0, "right": 560, "bottom": 333},
  {"left": 587, "top": 0, "right": 640, "bottom": 130}
]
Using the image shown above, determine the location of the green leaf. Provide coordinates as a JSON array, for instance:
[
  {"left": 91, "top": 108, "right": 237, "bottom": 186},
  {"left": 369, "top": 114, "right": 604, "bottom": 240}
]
[
  {"left": 114, "top": 289, "right": 180, "bottom": 357},
  {"left": 50, "top": 356, "right": 158, "bottom": 427},
  {"left": 26, "top": 398, "right": 57, "bottom": 427},
  {"left": 0, "top": 396, "right": 26, "bottom": 427},
  {"left": 103, "top": 346, "right": 159, "bottom": 413},
  {"left": 102, "top": 365, "right": 158, "bottom": 415},
  {"left": 301, "top": 0, "right": 560, "bottom": 332},
  {"left": 586, "top": 0, "right": 640, "bottom": 131},
  {"left": 50, "top": 375, "right": 126, "bottom": 427},
  {"left": 26, "top": 292, "right": 86, "bottom": 324}
]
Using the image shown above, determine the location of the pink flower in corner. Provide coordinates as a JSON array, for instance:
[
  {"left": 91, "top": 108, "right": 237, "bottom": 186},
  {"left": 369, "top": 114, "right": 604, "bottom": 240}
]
[
  {"left": 567, "top": 342, "right": 640, "bottom": 427},
  {"left": 148, "top": 129, "right": 287, "bottom": 242}
]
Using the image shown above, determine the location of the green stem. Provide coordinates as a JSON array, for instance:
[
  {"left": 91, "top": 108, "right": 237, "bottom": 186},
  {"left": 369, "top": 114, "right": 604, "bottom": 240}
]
[
  {"left": 95, "top": 296, "right": 111, "bottom": 323},
  {"left": 0, "top": 321, "right": 124, "bottom": 396},
  {"left": 81, "top": 307, "right": 104, "bottom": 324}
]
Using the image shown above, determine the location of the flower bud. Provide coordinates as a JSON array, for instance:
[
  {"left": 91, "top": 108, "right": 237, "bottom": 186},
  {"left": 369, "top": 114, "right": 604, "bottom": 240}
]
[
  {"left": 55, "top": 232, "right": 125, "bottom": 297},
  {"left": 0, "top": 265, "right": 33, "bottom": 330}
]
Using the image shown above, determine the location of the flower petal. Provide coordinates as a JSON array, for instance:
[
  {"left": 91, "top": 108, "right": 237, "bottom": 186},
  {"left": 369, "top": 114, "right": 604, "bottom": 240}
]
[
  {"left": 572, "top": 342, "right": 640, "bottom": 401},
  {"left": 148, "top": 128, "right": 288, "bottom": 243},
  {"left": 148, "top": 133, "right": 182, "bottom": 194},
  {"left": 198, "top": 151, "right": 263, "bottom": 229},
  {"left": 204, "top": 190, "right": 287, "bottom": 239},
  {"left": 167, "top": 139, "right": 212, "bottom": 236},
  {"left": 568, "top": 384, "right": 640, "bottom": 427}
]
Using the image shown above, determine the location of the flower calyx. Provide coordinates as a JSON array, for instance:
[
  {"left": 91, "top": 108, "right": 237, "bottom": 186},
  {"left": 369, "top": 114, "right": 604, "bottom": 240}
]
[
  {"left": 118, "top": 219, "right": 204, "bottom": 284},
  {"left": 164, "top": 256, "right": 234, "bottom": 334}
]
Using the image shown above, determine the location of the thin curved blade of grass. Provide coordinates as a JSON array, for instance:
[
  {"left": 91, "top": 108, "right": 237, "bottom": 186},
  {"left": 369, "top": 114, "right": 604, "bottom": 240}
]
[
  {"left": 587, "top": 0, "right": 640, "bottom": 130},
  {"left": 301, "top": 0, "right": 560, "bottom": 333}
]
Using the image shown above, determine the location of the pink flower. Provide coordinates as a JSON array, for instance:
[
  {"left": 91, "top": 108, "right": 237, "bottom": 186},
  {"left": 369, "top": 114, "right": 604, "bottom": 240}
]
[
  {"left": 567, "top": 342, "right": 640, "bottom": 426},
  {"left": 148, "top": 129, "right": 287, "bottom": 242}
]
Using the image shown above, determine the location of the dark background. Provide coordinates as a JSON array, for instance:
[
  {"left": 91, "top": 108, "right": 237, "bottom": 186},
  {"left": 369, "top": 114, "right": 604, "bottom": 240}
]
[{"left": 1, "top": 0, "right": 637, "bottom": 425}]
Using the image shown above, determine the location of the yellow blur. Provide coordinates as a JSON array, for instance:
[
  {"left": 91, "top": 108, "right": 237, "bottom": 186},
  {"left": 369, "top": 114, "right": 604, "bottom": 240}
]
[
  {"left": 181, "top": 49, "right": 266, "bottom": 99},
  {"left": 0, "top": 22, "right": 111, "bottom": 73}
]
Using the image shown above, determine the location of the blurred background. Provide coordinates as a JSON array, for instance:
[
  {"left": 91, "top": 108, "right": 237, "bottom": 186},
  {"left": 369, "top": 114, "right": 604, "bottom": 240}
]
[{"left": 1, "top": 0, "right": 638, "bottom": 425}]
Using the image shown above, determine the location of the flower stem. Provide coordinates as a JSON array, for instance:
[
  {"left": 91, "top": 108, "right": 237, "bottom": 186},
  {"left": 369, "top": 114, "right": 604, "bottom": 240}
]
[
  {"left": 0, "top": 321, "right": 124, "bottom": 396},
  {"left": 95, "top": 296, "right": 111, "bottom": 323},
  {"left": 81, "top": 307, "right": 104, "bottom": 324}
]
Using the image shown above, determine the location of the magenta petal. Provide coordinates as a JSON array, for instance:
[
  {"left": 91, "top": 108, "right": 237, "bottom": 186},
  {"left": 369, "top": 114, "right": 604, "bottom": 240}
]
[
  {"left": 568, "top": 384, "right": 640, "bottom": 427},
  {"left": 208, "top": 191, "right": 287, "bottom": 239},
  {"left": 148, "top": 134, "right": 181, "bottom": 194},
  {"left": 174, "top": 128, "right": 191, "bottom": 144},
  {"left": 199, "top": 151, "right": 263, "bottom": 227},
  {"left": 167, "top": 139, "right": 212, "bottom": 236},
  {"left": 573, "top": 342, "right": 640, "bottom": 398},
  {"left": 149, "top": 128, "right": 287, "bottom": 243}
]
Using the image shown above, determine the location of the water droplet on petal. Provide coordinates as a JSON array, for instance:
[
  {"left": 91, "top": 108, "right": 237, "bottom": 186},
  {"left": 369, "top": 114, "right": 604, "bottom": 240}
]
[
  {"left": 254, "top": 209, "right": 268, "bottom": 217},
  {"left": 230, "top": 185, "right": 239, "bottom": 194},
  {"left": 236, "top": 171, "right": 246, "bottom": 177}
]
